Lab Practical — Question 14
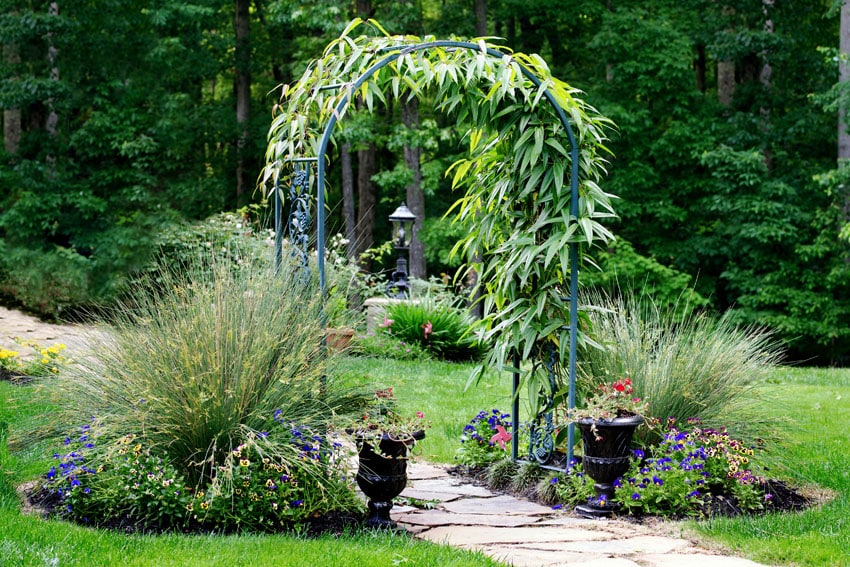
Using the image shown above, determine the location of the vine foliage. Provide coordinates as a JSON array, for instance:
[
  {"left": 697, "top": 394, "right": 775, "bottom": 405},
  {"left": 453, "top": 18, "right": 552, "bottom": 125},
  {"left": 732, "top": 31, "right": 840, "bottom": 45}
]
[{"left": 264, "top": 19, "right": 617, "bottom": 409}]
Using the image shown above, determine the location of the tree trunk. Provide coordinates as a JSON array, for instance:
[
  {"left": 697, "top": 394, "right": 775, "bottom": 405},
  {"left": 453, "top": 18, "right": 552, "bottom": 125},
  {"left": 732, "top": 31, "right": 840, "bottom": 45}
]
[
  {"left": 474, "top": 0, "right": 487, "bottom": 36},
  {"left": 717, "top": 60, "right": 735, "bottom": 106},
  {"left": 235, "top": 0, "right": 251, "bottom": 206},
  {"left": 760, "top": 0, "right": 774, "bottom": 171},
  {"left": 3, "top": 41, "right": 20, "bottom": 155},
  {"left": 46, "top": 2, "right": 59, "bottom": 138},
  {"left": 840, "top": 0, "right": 850, "bottom": 161},
  {"left": 355, "top": 0, "right": 373, "bottom": 19},
  {"left": 341, "top": 142, "right": 357, "bottom": 259},
  {"left": 355, "top": 142, "right": 377, "bottom": 271},
  {"left": 695, "top": 45, "right": 707, "bottom": 92},
  {"left": 402, "top": 95, "right": 425, "bottom": 279}
]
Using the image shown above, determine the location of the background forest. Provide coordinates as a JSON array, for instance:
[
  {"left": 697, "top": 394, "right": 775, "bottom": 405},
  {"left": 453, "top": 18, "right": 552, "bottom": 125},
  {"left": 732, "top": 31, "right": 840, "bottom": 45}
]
[{"left": 2, "top": 0, "right": 850, "bottom": 365}]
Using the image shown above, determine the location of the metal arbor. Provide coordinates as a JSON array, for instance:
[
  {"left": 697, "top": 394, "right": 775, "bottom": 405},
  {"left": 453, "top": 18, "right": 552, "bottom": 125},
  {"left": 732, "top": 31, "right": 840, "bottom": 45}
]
[{"left": 272, "top": 39, "right": 582, "bottom": 467}]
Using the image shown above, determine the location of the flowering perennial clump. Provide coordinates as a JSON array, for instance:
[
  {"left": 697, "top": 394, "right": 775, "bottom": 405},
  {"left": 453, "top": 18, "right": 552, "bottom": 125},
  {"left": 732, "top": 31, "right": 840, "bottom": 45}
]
[
  {"left": 0, "top": 340, "right": 67, "bottom": 379},
  {"left": 456, "top": 409, "right": 513, "bottom": 467},
  {"left": 42, "top": 412, "right": 359, "bottom": 532},
  {"left": 545, "top": 459, "right": 595, "bottom": 506},
  {"left": 614, "top": 419, "right": 772, "bottom": 517}
]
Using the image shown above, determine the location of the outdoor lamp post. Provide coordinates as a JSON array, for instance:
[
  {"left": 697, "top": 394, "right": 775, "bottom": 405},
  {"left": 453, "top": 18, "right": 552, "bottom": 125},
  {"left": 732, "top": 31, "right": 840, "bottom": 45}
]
[{"left": 387, "top": 202, "right": 416, "bottom": 298}]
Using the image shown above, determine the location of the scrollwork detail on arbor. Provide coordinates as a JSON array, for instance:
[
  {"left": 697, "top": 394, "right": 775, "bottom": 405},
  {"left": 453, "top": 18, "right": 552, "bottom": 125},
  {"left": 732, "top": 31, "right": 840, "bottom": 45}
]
[{"left": 288, "top": 166, "right": 311, "bottom": 283}]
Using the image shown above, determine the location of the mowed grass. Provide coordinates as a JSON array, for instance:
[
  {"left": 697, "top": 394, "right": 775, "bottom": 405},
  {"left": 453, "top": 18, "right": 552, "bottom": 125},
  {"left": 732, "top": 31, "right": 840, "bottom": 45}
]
[
  {"left": 336, "top": 356, "right": 513, "bottom": 463},
  {"left": 691, "top": 367, "right": 850, "bottom": 567}
]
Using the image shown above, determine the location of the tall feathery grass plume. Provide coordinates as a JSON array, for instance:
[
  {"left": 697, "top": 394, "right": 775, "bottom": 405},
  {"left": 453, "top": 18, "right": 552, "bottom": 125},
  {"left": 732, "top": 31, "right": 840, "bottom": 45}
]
[
  {"left": 59, "top": 251, "right": 362, "bottom": 486},
  {"left": 576, "top": 287, "right": 786, "bottom": 448}
]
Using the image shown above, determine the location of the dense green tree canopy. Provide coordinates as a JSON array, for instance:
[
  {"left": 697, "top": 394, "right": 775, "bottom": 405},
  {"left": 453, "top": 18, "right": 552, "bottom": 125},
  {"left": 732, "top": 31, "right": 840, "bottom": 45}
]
[{"left": 1, "top": 0, "right": 848, "bottom": 364}]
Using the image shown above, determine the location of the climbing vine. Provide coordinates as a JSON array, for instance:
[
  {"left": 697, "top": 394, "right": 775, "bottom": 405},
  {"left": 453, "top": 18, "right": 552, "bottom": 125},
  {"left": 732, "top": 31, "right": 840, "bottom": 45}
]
[{"left": 264, "top": 19, "right": 616, "bottom": 414}]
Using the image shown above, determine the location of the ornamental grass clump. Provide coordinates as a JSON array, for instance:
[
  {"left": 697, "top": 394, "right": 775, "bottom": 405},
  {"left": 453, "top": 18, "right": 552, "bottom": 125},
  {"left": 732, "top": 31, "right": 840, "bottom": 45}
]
[
  {"left": 577, "top": 288, "right": 785, "bottom": 446},
  {"left": 49, "top": 253, "right": 363, "bottom": 530}
]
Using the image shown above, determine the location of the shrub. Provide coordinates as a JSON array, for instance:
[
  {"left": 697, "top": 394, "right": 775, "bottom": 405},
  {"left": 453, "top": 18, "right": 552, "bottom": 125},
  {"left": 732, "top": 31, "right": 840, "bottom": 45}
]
[
  {"left": 132, "top": 208, "right": 274, "bottom": 290},
  {"left": 381, "top": 298, "right": 484, "bottom": 361},
  {"left": 575, "top": 288, "right": 785, "bottom": 446},
  {"left": 50, "top": 252, "right": 363, "bottom": 530},
  {"left": 0, "top": 244, "right": 92, "bottom": 318}
]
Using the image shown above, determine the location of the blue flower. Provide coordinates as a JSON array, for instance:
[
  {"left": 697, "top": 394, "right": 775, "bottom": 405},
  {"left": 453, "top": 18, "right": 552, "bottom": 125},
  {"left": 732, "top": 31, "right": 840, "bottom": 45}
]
[
  {"left": 632, "top": 449, "right": 645, "bottom": 459},
  {"left": 290, "top": 499, "right": 303, "bottom": 507},
  {"left": 551, "top": 504, "right": 563, "bottom": 510},
  {"left": 631, "top": 493, "right": 641, "bottom": 500},
  {"left": 550, "top": 477, "right": 559, "bottom": 485}
]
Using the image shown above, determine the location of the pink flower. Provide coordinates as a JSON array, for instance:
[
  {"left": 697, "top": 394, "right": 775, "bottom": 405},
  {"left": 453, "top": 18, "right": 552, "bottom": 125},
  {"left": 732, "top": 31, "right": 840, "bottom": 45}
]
[
  {"left": 416, "top": 411, "right": 425, "bottom": 419},
  {"left": 379, "top": 315, "right": 394, "bottom": 328},
  {"left": 422, "top": 320, "right": 433, "bottom": 340},
  {"left": 489, "top": 425, "right": 512, "bottom": 450}
]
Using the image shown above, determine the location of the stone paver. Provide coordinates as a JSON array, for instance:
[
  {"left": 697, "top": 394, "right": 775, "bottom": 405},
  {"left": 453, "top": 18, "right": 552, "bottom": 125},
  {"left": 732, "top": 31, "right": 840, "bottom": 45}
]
[
  {"left": 0, "top": 307, "right": 774, "bottom": 567},
  {"left": 397, "top": 463, "right": 772, "bottom": 567},
  {"left": 0, "top": 306, "right": 97, "bottom": 354}
]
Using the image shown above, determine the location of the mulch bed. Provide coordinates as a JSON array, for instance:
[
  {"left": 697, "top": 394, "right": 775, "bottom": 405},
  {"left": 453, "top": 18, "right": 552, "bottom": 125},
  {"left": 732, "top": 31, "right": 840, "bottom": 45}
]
[{"left": 0, "top": 368, "right": 35, "bottom": 384}]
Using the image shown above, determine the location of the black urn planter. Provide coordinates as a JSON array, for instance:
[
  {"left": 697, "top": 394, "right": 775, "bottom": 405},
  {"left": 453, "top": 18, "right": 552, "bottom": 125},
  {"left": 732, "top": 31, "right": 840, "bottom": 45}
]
[
  {"left": 575, "top": 415, "right": 643, "bottom": 518},
  {"left": 356, "top": 430, "right": 425, "bottom": 529}
]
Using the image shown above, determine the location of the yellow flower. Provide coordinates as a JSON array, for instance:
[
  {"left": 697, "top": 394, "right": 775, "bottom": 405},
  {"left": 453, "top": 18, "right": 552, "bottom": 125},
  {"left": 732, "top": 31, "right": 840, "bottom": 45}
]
[
  {"left": 240, "top": 458, "right": 250, "bottom": 467},
  {"left": 200, "top": 501, "right": 209, "bottom": 510}
]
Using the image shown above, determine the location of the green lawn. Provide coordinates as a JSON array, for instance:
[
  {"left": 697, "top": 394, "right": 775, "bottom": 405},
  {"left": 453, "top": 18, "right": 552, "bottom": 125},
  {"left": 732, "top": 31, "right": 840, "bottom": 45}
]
[
  {"left": 690, "top": 367, "right": 850, "bottom": 566},
  {"left": 3, "top": 357, "right": 850, "bottom": 566}
]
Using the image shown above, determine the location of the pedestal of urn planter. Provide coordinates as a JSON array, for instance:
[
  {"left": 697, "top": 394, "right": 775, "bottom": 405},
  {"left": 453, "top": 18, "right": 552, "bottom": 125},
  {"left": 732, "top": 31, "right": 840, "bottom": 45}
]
[
  {"left": 575, "top": 415, "right": 643, "bottom": 518},
  {"left": 355, "top": 431, "right": 424, "bottom": 529}
]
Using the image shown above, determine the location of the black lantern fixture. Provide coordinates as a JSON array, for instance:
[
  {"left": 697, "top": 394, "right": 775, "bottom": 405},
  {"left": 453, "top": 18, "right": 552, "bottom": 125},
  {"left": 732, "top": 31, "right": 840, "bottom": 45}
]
[{"left": 387, "top": 202, "right": 416, "bottom": 298}]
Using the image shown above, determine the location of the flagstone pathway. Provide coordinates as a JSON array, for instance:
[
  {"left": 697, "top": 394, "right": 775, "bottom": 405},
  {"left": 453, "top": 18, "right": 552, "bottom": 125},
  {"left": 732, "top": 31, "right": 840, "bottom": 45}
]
[
  {"left": 397, "top": 462, "right": 771, "bottom": 567},
  {"left": 1, "top": 306, "right": 773, "bottom": 566}
]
